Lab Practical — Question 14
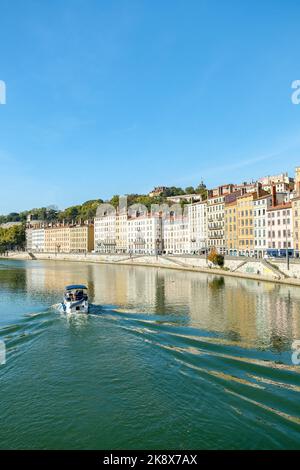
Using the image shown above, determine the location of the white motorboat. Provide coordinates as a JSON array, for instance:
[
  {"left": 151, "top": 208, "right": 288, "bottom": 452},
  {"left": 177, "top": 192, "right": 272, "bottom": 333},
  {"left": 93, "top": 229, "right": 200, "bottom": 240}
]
[{"left": 62, "top": 285, "right": 89, "bottom": 313}]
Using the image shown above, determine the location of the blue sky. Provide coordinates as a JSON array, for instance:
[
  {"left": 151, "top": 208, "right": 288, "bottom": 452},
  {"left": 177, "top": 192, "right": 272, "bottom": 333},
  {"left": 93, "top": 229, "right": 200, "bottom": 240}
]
[{"left": 1, "top": 0, "right": 300, "bottom": 213}]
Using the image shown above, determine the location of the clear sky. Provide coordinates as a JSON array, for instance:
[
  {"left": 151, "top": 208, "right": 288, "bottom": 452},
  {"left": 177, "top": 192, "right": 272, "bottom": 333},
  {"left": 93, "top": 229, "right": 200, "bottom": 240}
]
[{"left": 1, "top": 0, "right": 300, "bottom": 213}]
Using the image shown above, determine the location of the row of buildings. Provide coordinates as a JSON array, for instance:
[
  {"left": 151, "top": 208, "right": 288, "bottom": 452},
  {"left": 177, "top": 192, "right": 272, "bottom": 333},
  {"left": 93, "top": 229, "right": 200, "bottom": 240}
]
[
  {"left": 26, "top": 221, "right": 94, "bottom": 254},
  {"left": 26, "top": 169, "right": 300, "bottom": 258}
]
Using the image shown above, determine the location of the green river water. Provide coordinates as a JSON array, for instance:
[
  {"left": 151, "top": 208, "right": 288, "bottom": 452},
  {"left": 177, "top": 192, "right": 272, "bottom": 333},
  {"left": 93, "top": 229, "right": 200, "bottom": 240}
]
[{"left": 0, "top": 259, "right": 300, "bottom": 449}]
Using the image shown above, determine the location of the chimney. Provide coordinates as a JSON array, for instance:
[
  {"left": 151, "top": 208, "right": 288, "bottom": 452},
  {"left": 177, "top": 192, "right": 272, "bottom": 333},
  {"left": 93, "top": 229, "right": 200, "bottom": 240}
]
[
  {"left": 295, "top": 167, "right": 300, "bottom": 196},
  {"left": 256, "top": 182, "right": 262, "bottom": 198},
  {"left": 271, "top": 184, "right": 277, "bottom": 207}
]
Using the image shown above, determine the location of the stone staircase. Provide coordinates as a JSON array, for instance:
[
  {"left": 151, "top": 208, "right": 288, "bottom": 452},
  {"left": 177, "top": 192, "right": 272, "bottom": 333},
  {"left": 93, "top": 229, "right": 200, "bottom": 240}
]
[
  {"left": 163, "top": 256, "right": 197, "bottom": 269},
  {"left": 231, "top": 259, "right": 248, "bottom": 272},
  {"left": 115, "top": 254, "right": 150, "bottom": 263},
  {"left": 261, "top": 259, "right": 288, "bottom": 279}
]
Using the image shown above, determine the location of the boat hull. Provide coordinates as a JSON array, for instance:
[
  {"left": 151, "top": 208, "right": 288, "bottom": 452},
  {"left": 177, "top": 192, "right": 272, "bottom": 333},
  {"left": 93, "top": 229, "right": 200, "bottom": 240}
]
[{"left": 63, "top": 300, "right": 89, "bottom": 314}]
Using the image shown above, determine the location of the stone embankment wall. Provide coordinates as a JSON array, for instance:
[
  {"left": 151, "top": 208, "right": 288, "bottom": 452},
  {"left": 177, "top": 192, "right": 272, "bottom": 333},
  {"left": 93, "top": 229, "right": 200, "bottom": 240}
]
[{"left": 2, "top": 251, "right": 300, "bottom": 286}]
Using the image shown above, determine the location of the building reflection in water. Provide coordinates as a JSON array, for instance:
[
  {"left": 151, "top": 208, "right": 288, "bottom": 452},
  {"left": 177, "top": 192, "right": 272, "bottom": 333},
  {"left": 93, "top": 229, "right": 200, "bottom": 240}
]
[{"left": 24, "top": 260, "right": 300, "bottom": 351}]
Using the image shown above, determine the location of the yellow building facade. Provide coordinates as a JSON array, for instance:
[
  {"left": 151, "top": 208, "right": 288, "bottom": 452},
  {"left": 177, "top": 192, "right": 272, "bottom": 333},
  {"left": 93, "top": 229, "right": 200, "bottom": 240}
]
[
  {"left": 236, "top": 193, "right": 257, "bottom": 255},
  {"left": 44, "top": 224, "right": 94, "bottom": 253},
  {"left": 70, "top": 224, "right": 94, "bottom": 253},
  {"left": 44, "top": 226, "right": 71, "bottom": 253},
  {"left": 115, "top": 213, "right": 128, "bottom": 253},
  {"left": 224, "top": 200, "right": 238, "bottom": 254}
]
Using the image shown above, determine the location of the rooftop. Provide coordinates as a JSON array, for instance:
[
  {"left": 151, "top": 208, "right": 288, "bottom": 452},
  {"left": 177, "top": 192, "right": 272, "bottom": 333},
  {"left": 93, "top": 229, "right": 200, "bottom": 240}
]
[{"left": 267, "top": 202, "right": 292, "bottom": 211}]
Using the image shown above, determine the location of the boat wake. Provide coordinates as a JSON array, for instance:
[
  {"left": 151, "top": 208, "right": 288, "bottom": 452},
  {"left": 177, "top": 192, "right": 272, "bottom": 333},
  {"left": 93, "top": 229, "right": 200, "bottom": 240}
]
[{"left": 1, "top": 302, "right": 300, "bottom": 448}]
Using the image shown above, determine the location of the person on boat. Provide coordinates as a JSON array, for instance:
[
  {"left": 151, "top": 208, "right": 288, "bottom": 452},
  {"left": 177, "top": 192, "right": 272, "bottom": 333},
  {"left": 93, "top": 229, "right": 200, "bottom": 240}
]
[{"left": 75, "top": 290, "right": 83, "bottom": 300}]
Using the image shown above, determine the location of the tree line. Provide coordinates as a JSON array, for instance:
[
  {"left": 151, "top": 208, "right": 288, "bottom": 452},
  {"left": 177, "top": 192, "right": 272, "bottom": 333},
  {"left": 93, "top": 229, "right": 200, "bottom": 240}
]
[
  {"left": 0, "top": 225, "right": 26, "bottom": 253},
  {"left": 1, "top": 182, "right": 207, "bottom": 224}
]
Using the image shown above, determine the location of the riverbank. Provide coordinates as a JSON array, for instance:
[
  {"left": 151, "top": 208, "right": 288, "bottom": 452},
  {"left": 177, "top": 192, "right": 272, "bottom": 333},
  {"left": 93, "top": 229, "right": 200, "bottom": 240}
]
[{"left": 2, "top": 251, "right": 300, "bottom": 287}]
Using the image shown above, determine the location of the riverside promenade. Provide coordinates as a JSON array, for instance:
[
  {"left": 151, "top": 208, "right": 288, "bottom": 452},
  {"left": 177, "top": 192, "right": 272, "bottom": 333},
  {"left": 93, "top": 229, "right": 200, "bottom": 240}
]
[{"left": 2, "top": 251, "right": 300, "bottom": 287}]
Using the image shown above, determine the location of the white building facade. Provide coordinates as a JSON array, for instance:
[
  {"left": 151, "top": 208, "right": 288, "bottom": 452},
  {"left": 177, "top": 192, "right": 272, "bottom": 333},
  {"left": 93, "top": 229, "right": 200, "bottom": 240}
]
[
  {"left": 267, "top": 203, "right": 293, "bottom": 253},
  {"left": 94, "top": 212, "right": 117, "bottom": 253},
  {"left": 188, "top": 201, "right": 207, "bottom": 253},
  {"left": 26, "top": 228, "right": 33, "bottom": 252},
  {"left": 162, "top": 215, "right": 189, "bottom": 254},
  {"left": 127, "top": 214, "right": 162, "bottom": 255},
  {"left": 31, "top": 228, "right": 45, "bottom": 252},
  {"left": 253, "top": 192, "right": 286, "bottom": 257}
]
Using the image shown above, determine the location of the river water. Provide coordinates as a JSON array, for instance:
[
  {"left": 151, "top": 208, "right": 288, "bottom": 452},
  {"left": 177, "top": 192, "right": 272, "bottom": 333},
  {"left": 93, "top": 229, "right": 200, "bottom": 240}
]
[{"left": 0, "top": 259, "right": 300, "bottom": 449}]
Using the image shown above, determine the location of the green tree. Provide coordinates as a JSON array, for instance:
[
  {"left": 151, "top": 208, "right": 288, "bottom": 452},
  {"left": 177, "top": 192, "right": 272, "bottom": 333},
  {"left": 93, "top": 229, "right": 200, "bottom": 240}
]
[
  {"left": 161, "top": 187, "right": 185, "bottom": 197},
  {"left": 80, "top": 199, "right": 103, "bottom": 219},
  {"left": 208, "top": 248, "right": 224, "bottom": 267},
  {"left": 109, "top": 195, "right": 120, "bottom": 209},
  {"left": 185, "top": 186, "right": 195, "bottom": 194},
  {"left": 195, "top": 181, "right": 208, "bottom": 200},
  {"left": 0, "top": 224, "right": 26, "bottom": 251}
]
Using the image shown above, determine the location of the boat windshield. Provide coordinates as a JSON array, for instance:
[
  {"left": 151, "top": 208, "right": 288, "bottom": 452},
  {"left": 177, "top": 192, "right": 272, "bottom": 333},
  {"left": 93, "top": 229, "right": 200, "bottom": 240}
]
[{"left": 64, "top": 289, "right": 88, "bottom": 301}]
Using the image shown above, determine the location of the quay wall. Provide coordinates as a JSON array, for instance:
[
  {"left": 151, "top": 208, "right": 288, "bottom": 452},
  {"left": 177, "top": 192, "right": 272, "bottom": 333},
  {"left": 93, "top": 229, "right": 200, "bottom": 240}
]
[{"left": 2, "top": 251, "right": 300, "bottom": 287}]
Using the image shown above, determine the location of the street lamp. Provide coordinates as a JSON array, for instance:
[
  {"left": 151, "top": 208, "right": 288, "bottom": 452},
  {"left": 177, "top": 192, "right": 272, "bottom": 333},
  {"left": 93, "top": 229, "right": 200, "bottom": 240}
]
[
  {"left": 155, "top": 238, "right": 160, "bottom": 259},
  {"left": 200, "top": 237, "right": 208, "bottom": 263},
  {"left": 285, "top": 215, "right": 291, "bottom": 271},
  {"left": 52, "top": 237, "right": 57, "bottom": 256},
  {"left": 190, "top": 238, "right": 196, "bottom": 255}
]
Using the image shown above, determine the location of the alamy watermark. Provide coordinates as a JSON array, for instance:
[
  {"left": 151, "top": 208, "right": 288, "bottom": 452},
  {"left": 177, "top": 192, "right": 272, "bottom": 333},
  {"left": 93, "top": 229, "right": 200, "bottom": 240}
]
[
  {"left": 291, "top": 340, "right": 300, "bottom": 365},
  {"left": 0, "top": 80, "right": 6, "bottom": 105},
  {"left": 291, "top": 80, "right": 300, "bottom": 104},
  {"left": 96, "top": 195, "right": 190, "bottom": 221},
  {"left": 0, "top": 340, "right": 6, "bottom": 365}
]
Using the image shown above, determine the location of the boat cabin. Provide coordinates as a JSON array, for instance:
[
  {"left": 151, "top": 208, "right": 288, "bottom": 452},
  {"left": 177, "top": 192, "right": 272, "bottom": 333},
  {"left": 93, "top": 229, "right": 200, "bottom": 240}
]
[{"left": 64, "top": 284, "right": 88, "bottom": 302}]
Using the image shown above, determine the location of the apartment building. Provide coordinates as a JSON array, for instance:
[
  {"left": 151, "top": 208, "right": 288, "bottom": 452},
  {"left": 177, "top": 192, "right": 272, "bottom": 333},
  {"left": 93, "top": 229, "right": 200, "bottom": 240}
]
[
  {"left": 31, "top": 228, "right": 45, "bottom": 252},
  {"left": 253, "top": 195, "right": 272, "bottom": 257},
  {"left": 207, "top": 184, "right": 234, "bottom": 254},
  {"left": 69, "top": 224, "right": 94, "bottom": 253},
  {"left": 292, "top": 196, "right": 300, "bottom": 256},
  {"left": 233, "top": 182, "right": 257, "bottom": 194},
  {"left": 94, "top": 210, "right": 117, "bottom": 253},
  {"left": 166, "top": 194, "right": 203, "bottom": 204},
  {"left": 258, "top": 173, "right": 294, "bottom": 193},
  {"left": 253, "top": 188, "right": 286, "bottom": 257},
  {"left": 267, "top": 202, "right": 293, "bottom": 253},
  {"left": 44, "top": 225, "right": 71, "bottom": 253},
  {"left": 224, "top": 191, "right": 241, "bottom": 255},
  {"left": 187, "top": 201, "right": 207, "bottom": 253},
  {"left": 127, "top": 213, "right": 162, "bottom": 255},
  {"left": 26, "top": 220, "right": 46, "bottom": 252},
  {"left": 291, "top": 167, "right": 300, "bottom": 256},
  {"left": 236, "top": 192, "right": 257, "bottom": 256},
  {"left": 94, "top": 209, "right": 128, "bottom": 254},
  {"left": 163, "top": 214, "right": 189, "bottom": 254},
  {"left": 116, "top": 212, "right": 128, "bottom": 253},
  {"left": 26, "top": 228, "right": 33, "bottom": 252},
  {"left": 42, "top": 223, "right": 93, "bottom": 253}
]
